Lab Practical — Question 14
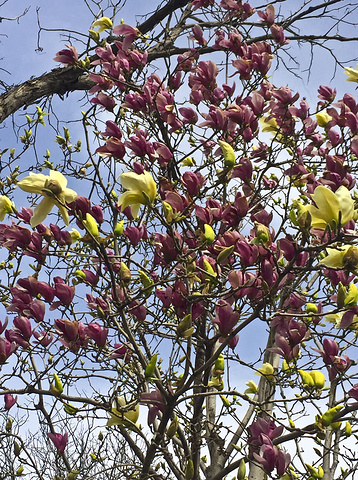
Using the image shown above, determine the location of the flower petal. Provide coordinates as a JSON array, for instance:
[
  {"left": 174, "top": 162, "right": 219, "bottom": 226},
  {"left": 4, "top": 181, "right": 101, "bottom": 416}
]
[
  {"left": 57, "top": 204, "right": 70, "bottom": 226},
  {"left": 62, "top": 188, "right": 78, "bottom": 203},
  {"left": 308, "top": 186, "right": 340, "bottom": 228},
  {"left": 30, "top": 197, "right": 55, "bottom": 227},
  {"left": 18, "top": 173, "right": 47, "bottom": 194},
  {"left": 49, "top": 170, "right": 68, "bottom": 189},
  {"left": 319, "top": 246, "right": 349, "bottom": 268},
  {"left": 335, "top": 186, "right": 354, "bottom": 225},
  {"left": 120, "top": 171, "right": 157, "bottom": 203}
]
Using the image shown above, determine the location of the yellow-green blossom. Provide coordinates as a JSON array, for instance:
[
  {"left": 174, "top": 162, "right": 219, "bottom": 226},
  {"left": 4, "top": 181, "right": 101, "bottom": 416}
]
[
  {"left": 17, "top": 170, "right": 77, "bottom": 227},
  {"left": 307, "top": 185, "right": 355, "bottom": 230},
  {"left": 344, "top": 64, "right": 358, "bottom": 83},
  {"left": 299, "top": 369, "right": 325, "bottom": 390},
  {"left": 255, "top": 362, "right": 275, "bottom": 380},
  {"left": 260, "top": 116, "right": 279, "bottom": 133},
  {"left": 244, "top": 380, "right": 258, "bottom": 394},
  {"left": 320, "top": 245, "right": 358, "bottom": 269},
  {"left": 91, "top": 17, "right": 113, "bottom": 33},
  {"left": 69, "top": 228, "right": 81, "bottom": 243},
  {"left": 316, "top": 110, "right": 332, "bottom": 127},
  {"left": 107, "top": 396, "right": 139, "bottom": 427},
  {"left": 118, "top": 170, "right": 157, "bottom": 218},
  {"left": 0, "top": 196, "right": 14, "bottom": 220}
]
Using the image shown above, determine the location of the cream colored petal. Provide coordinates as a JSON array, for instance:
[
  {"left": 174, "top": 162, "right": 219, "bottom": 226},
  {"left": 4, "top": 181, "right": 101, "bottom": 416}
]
[
  {"left": 143, "top": 171, "right": 157, "bottom": 203},
  {"left": 306, "top": 206, "right": 329, "bottom": 230},
  {"left": 62, "top": 188, "right": 78, "bottom": 203},
  {"left": 118, "top": 191, "right": 143, "bottom": 213},
  {"left": 120, "top": 171, "right": 157, "bottom": 203},
  {"left": 49, "top": 170, "right": 68, "bottom": 189},
  {"left": 57, "top": 204, "right": 70, "bottom": 226},
  {"left": 17, "top": 173, "right": 48, "bottom": 194},
  {"left": 335, "top": 186, "right": 354, "bottom": 225},
  {"left": 130, "top": 204, "right": 141, "bottom": 218},
  {"left": 319, "top": 247, "right": 349, "bottom": 268},
  {"left": 30, "top": 197, "right": 55, "bottom": 227},
  {"left": 309, "top": 186, "right": 340, "bottom": 227}
]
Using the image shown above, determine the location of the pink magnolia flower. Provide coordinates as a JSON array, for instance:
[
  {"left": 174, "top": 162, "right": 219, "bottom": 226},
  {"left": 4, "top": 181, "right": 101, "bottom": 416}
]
[
  {"left": 17, "top": 277, "right": 55, "bottom": 303},
  {"left": 113, "top": 24, "right": 139, "bottom": 51},
  {"left": 48, "top": 431, "right": 68, "bottom": 454},
  {"left": 33, "top": 329, "right": 53, "bottom": 347},
  {"left": 192, "top": 0, "right": 215, "bottom": 11},
  {"left": 129, "top": 301, "right": 146, "bottom": 321},
  {"left": 53, "top": 45, "right": 78, "bottom": 65},
  {"left": 253, "top": 443, "right": 291, "bottom": 476},
  {"left": 348, "top": 384, "right": 358, "bottom": 401},
  {"left": 96, "top": 137, "right": 126, "bottom": 160},
  {"left": 90, "top": 92, "right": 116, "bottom": 111},
  {"left": 257, "top": 4, "right": 275, "bottom": 24},
  {"left": 109, "top": 343, "right": 132, "bottom": 362},
  {"left": 86, "top": 322, "right": 108, "bottom": 348},
  {"left": 212, "top": 300, "right": 239, "bottom": 337},
  {"left": 140, "top": 388, "right": 166, "bottom": 424},
  {"left": 55, "top": 318, "right": 88, "bottom": 353},
  {"left": 0, "top": 224, "right": 32, "bottom": 250},
  {"left": 124, "top": 224, "right": 147, "bottom": 247},
  {"left": 52, "top": 277, "right": 75, "bottom": 306},
  {"left": 0, "top": 337, "right": 17, "bottom": 364},
  {"left": 4, "top": 393, "right": 17, "bottom": 410}
]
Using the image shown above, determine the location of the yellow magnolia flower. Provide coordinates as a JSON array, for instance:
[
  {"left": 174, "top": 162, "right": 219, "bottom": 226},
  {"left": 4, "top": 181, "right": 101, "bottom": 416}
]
[
  {"left": 307, "top": 185, "right": 355, "bottom": 230},
  {"left": 320, "top": 245, "right": 358, "bottom": 269},
  {"left": 244, "top": 380, "right": 258, "bottom": 394},
  {"left": 344, "top": 64, "right": 358, "bottom": 83},
  {"left": 17, "top": 170, "right": 77, "bottom": 227},
  {"left": 107, "top": 396, "right": 139, "bottom": 427},
  {"left": 91, "top": 16, "right": 113, "bottom": 33},
  {"left": 260, "top": 116, "right": 279, "bottom": 133},
  {"left": 0, "top": 195, "right": 14, "bottom": 220},
  {"left": 118, "top": 170, "right": 157, "bottom": 218},
  {"left": 299, "top": 369, "right": 325, "bottom": 390},
  {"left": 316, "top": 110, "right": 332, "bottom": 127},
  {"left": 255, "top": 362, "right": 275, "bottom": 380}
]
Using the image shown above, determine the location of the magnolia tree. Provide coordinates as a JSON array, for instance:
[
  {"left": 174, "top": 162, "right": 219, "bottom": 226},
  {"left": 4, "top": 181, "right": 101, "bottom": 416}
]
[{"left": 2, "top": 0, "right": 358, "bottom": 479}]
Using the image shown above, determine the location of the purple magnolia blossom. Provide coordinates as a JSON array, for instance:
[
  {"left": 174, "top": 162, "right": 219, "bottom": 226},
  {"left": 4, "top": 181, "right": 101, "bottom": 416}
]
[
  {"left": 86, "top": 322, "right": 108, "bottom": 348},
  {"left": 253, "top": 443, "right": 291, "bottom": 476},
  {"left": 55, "top": 318, "right": 88, "bottom": 353},
  {"left": 4, "top": 393, "right": 17, "bottom": 410},
  {"left": 109, "top": 343, "right": 132, "bottom": 362},
  {"left": 33, "top": 329, "right": 53, "bottom": 347},
  {"left": 113, "top": 24, "right": 139, "bottom": 51},
  {"left": 140, "top": 388, "right": 166, "bottom": 424},
  {"left": 90, "top": 92, "right": 116, "bottom": 111},
  {"left": 7, "top": 292, "right": 45, "bottom": 323},
  {"left": 124, "top": 224, "right": 147, "bottom": 247},
  {"left": 17, "top": 276, "right": 55, "bottom": 302},
  {"left": 348, "top": 384, "right": 358, "bottom": 401},
  {"left": 53, "top": 45, "right": 78, "bottom": 65},
  {"left": 249, "top": 418, "right": 284, "bottom": 448},
  {"left": 52, "top": 277, "right": 75, "bottom": 307},
  {"left": 249, "top": 418, "right": 290, "bottom": 475},
  {"left": 48, "top": 431, "right": 68, "bottom": 454},
  {"left": 0, "top": 224, "right": 32, "bottom": 250},
  {"left": 212, "top": 300, "right": 239, "bottom": 337},
  {"left": 0, "top": 337, "right": 17, "bottom": 364},
  {"left": 129, "top": 301, "right": 146, "bottom": 321}
]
